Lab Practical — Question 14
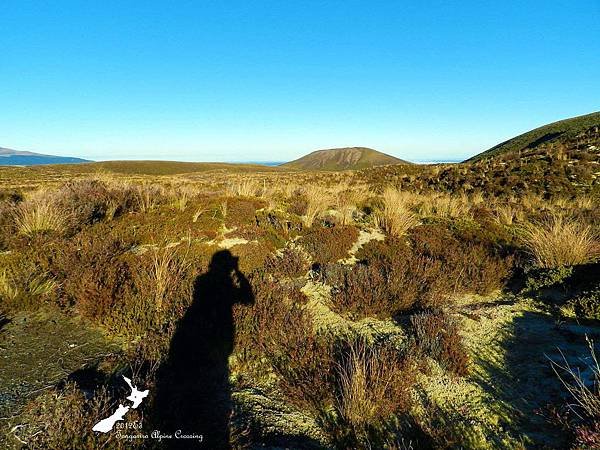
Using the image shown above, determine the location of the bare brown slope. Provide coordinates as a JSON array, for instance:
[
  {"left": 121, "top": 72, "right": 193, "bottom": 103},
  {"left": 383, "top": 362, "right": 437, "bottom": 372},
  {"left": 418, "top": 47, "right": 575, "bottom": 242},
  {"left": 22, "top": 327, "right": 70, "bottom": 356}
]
[{"left": 281, "top": 147, "right": 410, "bottom": 170}]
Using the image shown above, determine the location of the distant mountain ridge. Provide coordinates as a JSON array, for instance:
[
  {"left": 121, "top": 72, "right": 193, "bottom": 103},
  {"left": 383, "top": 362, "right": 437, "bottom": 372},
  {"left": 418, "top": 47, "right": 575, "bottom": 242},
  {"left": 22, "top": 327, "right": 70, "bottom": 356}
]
[
  {"left": 467, "top": 111, "right": 600, "bottom": 162},
  {"left": 281, "top": 147, "right": 409, "bottom": 170},
  {"left": 0, "top": 147, "right": 90, "bottom": 165}
]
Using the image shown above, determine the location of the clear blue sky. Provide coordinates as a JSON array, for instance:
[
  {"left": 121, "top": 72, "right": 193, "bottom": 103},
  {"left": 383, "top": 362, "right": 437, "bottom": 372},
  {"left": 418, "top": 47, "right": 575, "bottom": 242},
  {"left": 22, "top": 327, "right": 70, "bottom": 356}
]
[{"left": 1, "top": 1, "right": 598, "bottom": 162}]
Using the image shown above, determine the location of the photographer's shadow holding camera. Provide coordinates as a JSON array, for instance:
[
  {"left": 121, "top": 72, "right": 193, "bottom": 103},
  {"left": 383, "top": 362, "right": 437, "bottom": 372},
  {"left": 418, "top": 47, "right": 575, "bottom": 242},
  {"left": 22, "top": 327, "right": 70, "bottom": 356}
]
[{"left": 155, "top": 250, "right": 254, "bottom": 449}]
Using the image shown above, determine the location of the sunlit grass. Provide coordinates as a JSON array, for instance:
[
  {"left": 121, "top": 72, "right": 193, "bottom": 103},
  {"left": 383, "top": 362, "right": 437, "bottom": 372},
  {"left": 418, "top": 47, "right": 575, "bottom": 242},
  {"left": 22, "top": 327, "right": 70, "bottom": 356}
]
[{"left": 521, "top": 214, "right": 600, "bottom": 268}]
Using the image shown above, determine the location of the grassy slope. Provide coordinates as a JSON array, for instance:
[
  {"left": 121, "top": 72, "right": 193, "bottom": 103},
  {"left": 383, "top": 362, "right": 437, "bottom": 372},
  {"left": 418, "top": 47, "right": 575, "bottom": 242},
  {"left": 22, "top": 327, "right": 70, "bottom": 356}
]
[
  {"left": 467, "top": 111, "right": 600, "bottom": 162},
  {"left": 281, "top": 147, "right": 410, "bottom": 170},
  {"left": 87, "top": 160, "right": 281, "bottom": 175},
  {"left": 0, "top": 160, "right": 280, "bottom": 177}
]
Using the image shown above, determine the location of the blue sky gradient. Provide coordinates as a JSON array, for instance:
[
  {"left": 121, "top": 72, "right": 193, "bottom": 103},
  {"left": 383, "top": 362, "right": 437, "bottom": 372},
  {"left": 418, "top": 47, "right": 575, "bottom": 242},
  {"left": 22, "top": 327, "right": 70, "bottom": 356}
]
[{"left": 1, "top": 1, "right": 598, "bottom": 162}]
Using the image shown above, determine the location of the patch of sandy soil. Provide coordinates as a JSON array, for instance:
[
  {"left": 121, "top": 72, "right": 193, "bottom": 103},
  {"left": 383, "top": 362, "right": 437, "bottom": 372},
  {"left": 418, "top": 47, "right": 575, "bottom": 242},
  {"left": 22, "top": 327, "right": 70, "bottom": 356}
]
[{"left": 218, "top": 237, "right": 250, "bottom": 249}]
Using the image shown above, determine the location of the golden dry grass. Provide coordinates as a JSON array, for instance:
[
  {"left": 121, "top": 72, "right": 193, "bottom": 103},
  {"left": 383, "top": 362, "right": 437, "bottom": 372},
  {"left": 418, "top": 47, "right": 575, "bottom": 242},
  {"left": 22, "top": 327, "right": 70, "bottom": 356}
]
[
  {"left": 0, "top": 269, "right": 19, "bottom": 301},
  {"left": 493, "top": 204, "right": 524, "bottom": 226},
  {"left": 135, "top": 183, "right": 165, "bottom": 213},
  {"left": 336, "top": 341, "right": 410, "bottom": 429},
  {"left": 228, "top": 178, "right": 262, "bottom": 197},
  {"left": 375, "top": 187, "right": 419, "bottom": 236},
  {"left": 575, "top": 195, "right": 595, "bottom": 210},
  {"left": 521, "top": 193, "right": 545, "bottom": 211},
  {"left": 521, "top": 214, "right": 600, "bottom": 268},
  {"left": 469, "top": 191, "right": 485, "bottom": 205},
  {"left": 302, "top": 185, "right": 330, "bottom": 227},
  {"left": 169, "top": 185, "right": 198, "bottom": 211},
  {"left": 12, "top": 194, "right": 67, "bottom": 236},
  {"left": 333, "top": 189, "right": 360, "bottom": 226},
  {"left": 141, "top": 244, "right": 191, "bottom": 311},
  {"left": 0, "top": 269, "right": 57, "bottom": 304},
  {"left": 429, "top": 194, "right": 471, "bottom": 219},
  {"left": 219, "top": 200, "right": 228, "bottom": 221},
  {"left": 27, "top": 274, "right": 58, "bottom": 298}
]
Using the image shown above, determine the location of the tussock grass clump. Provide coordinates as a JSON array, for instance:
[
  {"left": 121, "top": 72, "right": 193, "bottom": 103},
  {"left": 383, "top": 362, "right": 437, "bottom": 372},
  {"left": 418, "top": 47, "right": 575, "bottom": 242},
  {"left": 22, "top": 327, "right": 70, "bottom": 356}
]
[
  {"left": 521, "top": 193, "right": 546, "bottom": 211},
  {"left": 13, "top": 195, "right": 67, "bottom": 236},
  {"left": 337, "top": 341, "right": 414, "bottom": 428},
  {"left": 169, "top": 185, "right": 198, "bottom": 211},
  {"left": 135, "top": 183, "right": 166, "bottom": 213},
  {"left": 301, "top": 185, "right": 330, "bottom": 228},
  {"left": 375, "top": 187, "right": 419, "bottom": 236},
  {"left": 218, "top": 199, "right": 228, "bottom": 220},
  {"left": 122, "top": 243, "right": 194, "bottom": 341},
  {"left": 575, "top": 195, "right": 595, "bottom": 210},
  {"left": 19, "top": 179, "right": 141, "bottom": 231},
  {"left": 334, "top": 190, "right": 359, "bottom": 226},
  {"left": 325, "top": 340, "right": 422, "bottom": 449},
  {"left": 227, "top": 178, "right": 263, "bottom": 197},
  {"left": 145, "top": 245, "right": 191, "bottom": 311},
  {"left": 0, "top": 248, "right": 59, "bottom": 309},
  {"left": 226, "top": 178, "right": 270, "bottom": 198},
  {"left": 0, "top": 269, "right": 19, "bottom": 302},
  {"left": 329, "top": 183, "right": 370, "bottom": 225},
  {"left": 57, "top": 180, "right": 122, "bottom": 226},
  {"left": 23, "top": 273, "right": 58, "bottom": 302},
  {"left": 417, "top": 193, "right": 472, "bottom": 219},
  {"left": 493, "top": 203, "right": 524, "bottom": 226},
  {"left": 521, "top": 214, "right": 600, "bottom": 268}
]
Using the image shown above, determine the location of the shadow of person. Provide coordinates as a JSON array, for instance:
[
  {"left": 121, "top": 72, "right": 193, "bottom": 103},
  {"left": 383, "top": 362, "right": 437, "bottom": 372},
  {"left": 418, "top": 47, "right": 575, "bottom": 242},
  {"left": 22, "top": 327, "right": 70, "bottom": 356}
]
[{"left": 154, "top": 250, "right": 254, "bottom": 449}]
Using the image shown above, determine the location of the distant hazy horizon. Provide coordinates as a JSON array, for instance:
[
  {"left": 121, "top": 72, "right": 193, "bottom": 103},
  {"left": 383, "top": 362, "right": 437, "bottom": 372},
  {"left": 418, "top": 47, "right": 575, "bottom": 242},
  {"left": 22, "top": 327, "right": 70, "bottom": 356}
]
[
  {"left": 0, "top": 142, "right": 501, "bottom": 163},
  {"left": 1, "top": 1, "right": 598, "bottom": 162}
]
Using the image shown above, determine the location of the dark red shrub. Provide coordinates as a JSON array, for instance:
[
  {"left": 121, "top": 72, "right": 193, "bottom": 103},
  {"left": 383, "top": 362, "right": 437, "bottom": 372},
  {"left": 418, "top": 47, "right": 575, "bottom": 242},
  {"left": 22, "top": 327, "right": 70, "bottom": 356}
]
[
  {"left": 50, "top": 228, "right": 136, "bottom": 319},
  {"left": 299, "top": 225, "right": 359, "bottom": 265},
  {"left": 410, "top": 311, "right": 469, "bottom": 376},
  {"left": 264, "top": 246, "right": 310, "bottom": 279}
]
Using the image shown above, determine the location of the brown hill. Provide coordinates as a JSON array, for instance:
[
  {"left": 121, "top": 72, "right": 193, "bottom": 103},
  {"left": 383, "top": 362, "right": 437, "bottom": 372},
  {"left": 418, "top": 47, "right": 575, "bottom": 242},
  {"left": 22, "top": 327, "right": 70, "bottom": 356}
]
[{"left": 281, "top": 147, "right": 409, "bottom": 170}]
